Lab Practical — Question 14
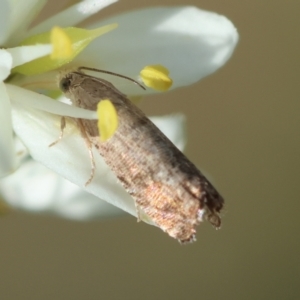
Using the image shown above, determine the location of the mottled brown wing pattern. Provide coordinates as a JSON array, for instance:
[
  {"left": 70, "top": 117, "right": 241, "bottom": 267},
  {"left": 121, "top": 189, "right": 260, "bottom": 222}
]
[{"left": 59, "top": 70, "right": 224, "bottom": 243}]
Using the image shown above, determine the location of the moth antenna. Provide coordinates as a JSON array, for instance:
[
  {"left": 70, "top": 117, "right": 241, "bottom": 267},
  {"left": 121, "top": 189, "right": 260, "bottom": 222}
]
[{"left": 78, "top": 67, "right": 146, "bottom": 91}]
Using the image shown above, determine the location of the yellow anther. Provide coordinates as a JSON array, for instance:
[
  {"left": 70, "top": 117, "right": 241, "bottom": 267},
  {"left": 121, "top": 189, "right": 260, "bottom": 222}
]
[
  {"left": 140, "top": 65, "right": 173, "bottom": 91},
  {"left": 50, "top": 26, "right": 73, "bottom": 59},
  {"left": 97, "top": 100, "right": 118, "bottom": 141}
]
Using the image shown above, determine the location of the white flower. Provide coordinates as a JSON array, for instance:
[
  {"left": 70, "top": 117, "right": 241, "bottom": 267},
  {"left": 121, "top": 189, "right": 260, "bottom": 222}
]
[{"left": 0, "top": 1, "right": 238, "bottom": 222}]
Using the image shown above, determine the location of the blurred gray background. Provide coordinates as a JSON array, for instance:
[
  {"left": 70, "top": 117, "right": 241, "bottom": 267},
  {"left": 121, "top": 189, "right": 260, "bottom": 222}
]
[{"left": 1, "top": 0, "right": 299, "bottom": 299}]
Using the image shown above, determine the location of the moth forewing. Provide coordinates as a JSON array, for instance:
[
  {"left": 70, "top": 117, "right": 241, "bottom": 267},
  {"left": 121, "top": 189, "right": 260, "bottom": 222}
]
[{"left": 58, "top": 68, "right": 224, "bottom": 243}]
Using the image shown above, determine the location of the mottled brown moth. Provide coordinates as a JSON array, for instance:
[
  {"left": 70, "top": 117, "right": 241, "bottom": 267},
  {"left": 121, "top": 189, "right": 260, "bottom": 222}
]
[{"left": 57, "top": 67, "right": 224, "bottom": 243}]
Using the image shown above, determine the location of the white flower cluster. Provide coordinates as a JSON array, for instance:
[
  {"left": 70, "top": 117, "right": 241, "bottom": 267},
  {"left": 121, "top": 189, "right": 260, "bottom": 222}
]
[{"left": 0, "top": 0, "right": 238, "bottom": 221}]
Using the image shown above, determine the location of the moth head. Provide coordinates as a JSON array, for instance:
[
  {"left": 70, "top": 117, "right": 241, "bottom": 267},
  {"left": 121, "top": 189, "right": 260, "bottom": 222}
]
[
  {"left": 59, "top": 76, "right": 72, "bottom": 93},
  {"left": 58, "top": 68, "right": 79, "bottom": 94}
]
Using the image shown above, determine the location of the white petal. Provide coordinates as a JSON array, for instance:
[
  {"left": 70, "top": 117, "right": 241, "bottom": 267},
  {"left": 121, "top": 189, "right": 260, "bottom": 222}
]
[
  {"left": 7, "top": 84, "right": 98, "bottom": 119},
  {"left": 6, "top": 44, "right": 52, "bottom": 68},
  {"left": 11, "top": 102, "right": 186, "bottom": 218},
  {"left": 11, "top": 103, "right": 136, "bottom": 215},
  {"left": 0, "top": 49, "right": 12, "bottom": 80},
  {"left": 28, "top": 0, "right": 118, "bottom": 36},
  {"left": 77, "top": 6, "right": 238, "bottom": 94},
  {"left": 0, "top": 82, "right": 15, "bottom": 177},
  {"left": 0, "top": 0, "right": 11, "bottom": 44},
  {"left": 4, "top": 0, "right": 47, "bottom": 45},
  {"left": 0, "top": 159, "right": 123, "bottom": 219}
]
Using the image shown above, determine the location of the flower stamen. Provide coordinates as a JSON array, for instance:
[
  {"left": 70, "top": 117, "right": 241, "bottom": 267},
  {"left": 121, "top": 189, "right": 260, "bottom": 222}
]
[
  {"left": 50, "top": 26, "right": 73, "bottom": 59},
  {"left": 97, "top": 100, "right": 118, "bottom": 141},
  {"left": 13, "top": 24, "right": 118, "bottom": 76},
  {"left": 140, "top": 65, "right": 173, "bottom": 91}
]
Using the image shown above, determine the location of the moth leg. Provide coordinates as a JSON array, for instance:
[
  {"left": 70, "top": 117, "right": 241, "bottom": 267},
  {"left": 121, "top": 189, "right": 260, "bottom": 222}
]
[
  {"left": 49, "top": 117, "right": 66, "bottom": 147},
  {"left": 77, "top": 119, "right": 96, "bottom": 186}
]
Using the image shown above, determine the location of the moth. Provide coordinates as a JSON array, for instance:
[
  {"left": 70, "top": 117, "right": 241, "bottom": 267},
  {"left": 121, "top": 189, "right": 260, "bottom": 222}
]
[{"left": 57, "top": 67, "right": 224, "bottom": 243}]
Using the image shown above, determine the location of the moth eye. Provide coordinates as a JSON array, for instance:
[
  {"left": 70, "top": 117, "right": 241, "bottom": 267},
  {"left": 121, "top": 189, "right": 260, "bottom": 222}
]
[{"left": 59, "top": 77, "right": 71, "bottom": 92}]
